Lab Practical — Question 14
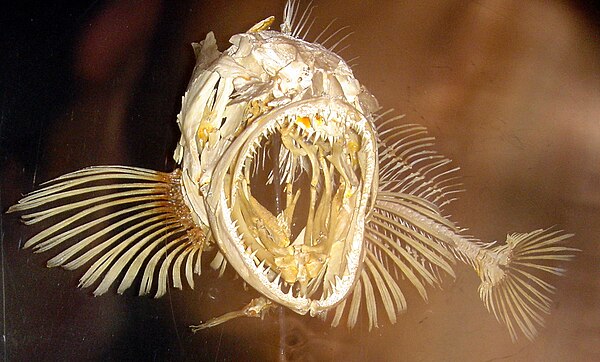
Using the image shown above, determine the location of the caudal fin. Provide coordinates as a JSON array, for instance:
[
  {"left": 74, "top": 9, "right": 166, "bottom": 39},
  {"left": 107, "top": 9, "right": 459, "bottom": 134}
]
[{"left": 477, "top": 229, "right": 577, "bottom": 341}]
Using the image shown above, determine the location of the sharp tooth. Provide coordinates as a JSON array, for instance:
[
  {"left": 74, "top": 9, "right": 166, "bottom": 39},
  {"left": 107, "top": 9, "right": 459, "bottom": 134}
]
[
  {"left": 327, "top": 279, "right": 335, "bottom": 291},
  {"left": 287, "top": 285, "right": 295, "bottom": 298},
  {"left": 346, "top": 250, "right": 355, "bottom": 263},
  {"left": 334, "top": 275, "right": 343, "bottom": 289},
  {"left": 258, "top": 259, "right": 266, "bottom": 270},
  {"left": 231, "top": 220, "right": 239, "bottom": 235},
  {"left": 274, "top": 273, "right": 282, "bottom": 286},
  {"left": 245, "top": 246, "right": 252, "bottom": 254},
  {"left": 250, "top": 250, "right": 258, "bottom": 259},
  {"left": 253, "top": 150, "right": 259, "bottom": 175}
]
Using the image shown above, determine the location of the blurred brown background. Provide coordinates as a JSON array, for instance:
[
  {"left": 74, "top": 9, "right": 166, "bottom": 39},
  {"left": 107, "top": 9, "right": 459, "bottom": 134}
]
[{"left": 1, "top": 0, "right": 598, "bottom": 360}]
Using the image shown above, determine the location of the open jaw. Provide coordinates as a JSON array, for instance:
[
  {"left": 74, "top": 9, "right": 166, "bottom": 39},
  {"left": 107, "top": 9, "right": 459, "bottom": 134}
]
[{"left": 207, "top": 98, "right": 377, "bottom": 316}]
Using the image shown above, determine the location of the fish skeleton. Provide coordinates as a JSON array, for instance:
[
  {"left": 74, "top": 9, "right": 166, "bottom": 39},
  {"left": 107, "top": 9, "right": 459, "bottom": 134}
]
[{"left": 8, "top": 1, "right": 576, "bottom": 341}]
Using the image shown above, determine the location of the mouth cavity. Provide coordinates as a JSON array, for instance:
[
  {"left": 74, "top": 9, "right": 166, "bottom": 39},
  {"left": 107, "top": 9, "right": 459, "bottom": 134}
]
[{"left": 223, "top": 104, "right": 374, "bottom": 313}]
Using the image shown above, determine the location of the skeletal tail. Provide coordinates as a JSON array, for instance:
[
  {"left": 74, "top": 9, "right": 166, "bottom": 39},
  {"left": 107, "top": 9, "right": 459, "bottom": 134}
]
[
  {"left": 367, "top": 115, "right": 577, "bottom": 339},
  {"left": 363, "top": 196, "right": 576, "bottom": 341},
  {"left": 8, "top": 166, "right": 208, "bottom": 298},
  {"left": 476, "top": 229, "right": 577, "bottom": 341}
]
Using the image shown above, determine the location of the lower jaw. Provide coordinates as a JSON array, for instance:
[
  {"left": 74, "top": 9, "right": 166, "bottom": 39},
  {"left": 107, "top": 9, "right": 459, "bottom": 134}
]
[
  {"left": 222, "top": 182, "right": 368, "bottom": 314},
  {"left": 206, "top": 99, "right": 377, "bottom": 313}
]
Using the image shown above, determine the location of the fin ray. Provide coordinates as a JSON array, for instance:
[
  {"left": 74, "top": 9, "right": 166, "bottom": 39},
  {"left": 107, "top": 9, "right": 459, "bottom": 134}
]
[
  {"left": 11, "top": 167, "right": 208, "bottom": 298},
  {"left": 477, "top": 229, "right": 576, "bottom": 341}
]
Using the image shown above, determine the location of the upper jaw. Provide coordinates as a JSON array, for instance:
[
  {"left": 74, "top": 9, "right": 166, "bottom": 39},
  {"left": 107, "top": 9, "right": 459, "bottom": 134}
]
[{"left": 205, "top": 97, "right": 377, "bottom": 315}]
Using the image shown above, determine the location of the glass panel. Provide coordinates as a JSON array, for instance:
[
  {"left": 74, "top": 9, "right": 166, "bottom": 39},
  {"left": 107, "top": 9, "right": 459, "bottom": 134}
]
[{"left": 2, "top": 1, "right": 598, "bottom": 360}]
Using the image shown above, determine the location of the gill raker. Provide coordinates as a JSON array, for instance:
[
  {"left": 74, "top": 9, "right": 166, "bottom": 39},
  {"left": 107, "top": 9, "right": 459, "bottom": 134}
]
[{"left": 8, "top": 1, "right": 576, "bottom": 341}]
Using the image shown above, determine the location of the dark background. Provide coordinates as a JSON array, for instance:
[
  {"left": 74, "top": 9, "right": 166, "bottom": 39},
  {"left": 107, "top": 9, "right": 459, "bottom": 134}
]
[{"left": 1, "top": 0, "right": 599, "bottom": 360}]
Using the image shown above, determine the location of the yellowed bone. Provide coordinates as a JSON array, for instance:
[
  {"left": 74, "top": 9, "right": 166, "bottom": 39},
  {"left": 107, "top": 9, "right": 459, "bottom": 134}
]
[
  {"left": 247, "top": 16, "right": 275, "bottom": 33},
  {"left": 279, "top": 187, "right": 300, "bottom": 233},
  {"left": 190, "top": 297, "right": 274, "bottom": 332},
  {"left": 247, "top": 194, "right": 291, "bottom": 248}
]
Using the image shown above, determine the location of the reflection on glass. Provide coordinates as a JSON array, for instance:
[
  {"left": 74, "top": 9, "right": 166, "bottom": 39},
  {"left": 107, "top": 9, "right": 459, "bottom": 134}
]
[{"left": 2, "top": 1, "right": 598, "bottom": 360}]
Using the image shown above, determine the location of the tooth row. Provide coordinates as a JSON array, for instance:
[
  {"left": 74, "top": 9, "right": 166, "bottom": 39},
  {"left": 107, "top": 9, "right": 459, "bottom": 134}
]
[
  {"left": 243, "top": 243, "right": 307, "bottom": 298},
  {"left": 232, "top": 108, "right": 372, "bottom": 304}
]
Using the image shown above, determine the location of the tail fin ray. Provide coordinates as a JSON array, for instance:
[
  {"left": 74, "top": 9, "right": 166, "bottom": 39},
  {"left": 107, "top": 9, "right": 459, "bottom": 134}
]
[{"left": 478, "top": 229, "right": 577, "bottom": 341}]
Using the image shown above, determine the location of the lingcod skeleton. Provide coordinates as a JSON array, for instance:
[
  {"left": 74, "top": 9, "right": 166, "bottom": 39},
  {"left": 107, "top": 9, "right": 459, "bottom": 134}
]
[{"left": 9, "top": 1, "right": 576, "bottom": 341}]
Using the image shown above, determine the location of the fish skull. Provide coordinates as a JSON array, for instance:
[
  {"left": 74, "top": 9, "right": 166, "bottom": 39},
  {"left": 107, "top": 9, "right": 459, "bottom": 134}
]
[{"left": 177, "top": 28, "right": 379, "bottom": 316}]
